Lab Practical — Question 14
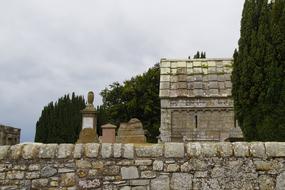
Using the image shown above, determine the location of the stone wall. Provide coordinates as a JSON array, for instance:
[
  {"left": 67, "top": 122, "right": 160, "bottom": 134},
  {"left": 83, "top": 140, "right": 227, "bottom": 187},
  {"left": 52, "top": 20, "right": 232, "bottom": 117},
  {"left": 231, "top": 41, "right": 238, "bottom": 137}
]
[{"left": 0, "top": 142, "right": 285, "bottom": 190}]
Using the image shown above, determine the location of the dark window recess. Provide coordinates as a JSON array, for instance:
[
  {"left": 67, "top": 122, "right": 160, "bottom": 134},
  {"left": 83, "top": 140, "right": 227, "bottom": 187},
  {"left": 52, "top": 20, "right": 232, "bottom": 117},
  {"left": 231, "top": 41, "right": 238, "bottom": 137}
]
[{"left": 195, "top": 115, "right": 198, "bottom": 128}]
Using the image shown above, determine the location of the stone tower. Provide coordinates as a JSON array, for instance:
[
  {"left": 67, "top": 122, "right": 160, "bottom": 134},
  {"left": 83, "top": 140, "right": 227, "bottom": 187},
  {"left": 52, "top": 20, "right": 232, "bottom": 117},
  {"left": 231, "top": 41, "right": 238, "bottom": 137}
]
[{"left": 159, "top": 58, "right": 243, "bottom": 142}]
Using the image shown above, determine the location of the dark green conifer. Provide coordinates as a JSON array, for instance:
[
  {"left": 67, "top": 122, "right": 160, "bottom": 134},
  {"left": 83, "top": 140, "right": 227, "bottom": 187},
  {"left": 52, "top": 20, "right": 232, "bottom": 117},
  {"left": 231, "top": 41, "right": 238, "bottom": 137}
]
[
  {"left": 233, "top": 0, "right": 285, "bottom": 141},
  {"left": 35, "top": 93, "right": 85, "bottom": 143}
]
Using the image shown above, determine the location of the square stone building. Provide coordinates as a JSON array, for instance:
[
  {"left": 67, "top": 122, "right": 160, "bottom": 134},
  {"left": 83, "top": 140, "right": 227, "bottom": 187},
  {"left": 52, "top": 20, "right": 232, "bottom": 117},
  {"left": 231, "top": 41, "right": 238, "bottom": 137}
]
[
  {"left": 159, "top": 58, "right": 243, "bottom": 142},
  {"left": 0, "top": 124, "right": 21, "bottom": 145}
]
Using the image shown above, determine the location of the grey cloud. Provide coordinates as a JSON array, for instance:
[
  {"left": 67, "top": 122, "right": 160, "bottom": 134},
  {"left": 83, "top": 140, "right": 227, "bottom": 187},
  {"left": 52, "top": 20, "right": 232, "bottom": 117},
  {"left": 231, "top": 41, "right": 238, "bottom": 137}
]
[{"left": 0, "top": 0, "right": 244, "bottom": 142}]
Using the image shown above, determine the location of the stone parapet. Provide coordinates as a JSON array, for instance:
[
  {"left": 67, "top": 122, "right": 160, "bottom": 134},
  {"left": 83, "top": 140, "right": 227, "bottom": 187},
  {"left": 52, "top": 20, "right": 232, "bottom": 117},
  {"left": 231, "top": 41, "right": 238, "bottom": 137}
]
[{"left": 0, "top": 142, "right": 284, "bottom": 189}]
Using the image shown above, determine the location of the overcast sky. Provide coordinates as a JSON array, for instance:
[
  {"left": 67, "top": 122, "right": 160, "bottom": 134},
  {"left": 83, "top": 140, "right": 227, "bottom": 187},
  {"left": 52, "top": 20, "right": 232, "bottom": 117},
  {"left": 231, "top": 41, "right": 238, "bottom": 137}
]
[{"left": 0, "top": 0, "right": 244, "bottom": 142}]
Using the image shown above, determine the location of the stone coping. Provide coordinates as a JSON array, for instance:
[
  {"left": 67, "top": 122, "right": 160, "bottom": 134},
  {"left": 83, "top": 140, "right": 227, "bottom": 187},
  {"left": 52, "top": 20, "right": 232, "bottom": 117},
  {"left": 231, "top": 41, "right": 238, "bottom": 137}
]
[
  {"left": 160, "top": 58, "right": 233, "bottom": 62},
  {"left": 0, "top": 142, "right": 284, "bottom": 160}
]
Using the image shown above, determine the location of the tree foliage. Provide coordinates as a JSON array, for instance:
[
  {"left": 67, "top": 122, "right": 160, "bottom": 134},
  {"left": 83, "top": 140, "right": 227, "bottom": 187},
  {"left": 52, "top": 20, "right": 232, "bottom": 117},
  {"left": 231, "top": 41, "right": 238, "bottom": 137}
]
[
  {"left": 97, "top": 64, "right": 160, "bottom": 142},
  {"left": 35, "top": 93, "right": 85, "bottom": 143},
  {"left": 194, "top": 51, "right": 206, "bottom": 59},
  {"left": 232, "top": 0, "right": 285, "bottom": 141}
]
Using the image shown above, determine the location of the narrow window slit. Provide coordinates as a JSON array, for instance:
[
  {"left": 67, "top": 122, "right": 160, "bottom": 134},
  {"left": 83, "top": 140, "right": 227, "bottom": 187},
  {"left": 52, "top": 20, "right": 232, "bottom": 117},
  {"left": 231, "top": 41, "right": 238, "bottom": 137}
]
[{"left": 195, "top": 115, "right": 198, "bottom": 128}]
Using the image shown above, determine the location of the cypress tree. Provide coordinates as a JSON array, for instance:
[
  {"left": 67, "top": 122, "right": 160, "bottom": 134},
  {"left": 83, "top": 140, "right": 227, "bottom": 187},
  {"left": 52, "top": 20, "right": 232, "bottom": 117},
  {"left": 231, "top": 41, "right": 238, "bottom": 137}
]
[
  {"left": 194, "top": 51, "right": 200, "bottom": 59},
  {"left": 35, "top": 93, "right": 85, "bottom": 143},
  {"left": 233, "top": 0, "right": 285, "bottom": 141}
]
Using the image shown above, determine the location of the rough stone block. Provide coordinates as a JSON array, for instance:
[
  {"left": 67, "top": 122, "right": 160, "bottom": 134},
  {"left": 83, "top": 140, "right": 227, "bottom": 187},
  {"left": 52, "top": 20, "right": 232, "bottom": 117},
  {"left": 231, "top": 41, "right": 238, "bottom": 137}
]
[
  {"left": 160, "top": 61, "right": 170, "bottom": 68},
  {"left": 78, "top": 179, "right": 101, "bottom": 189},
  {"left": 22, "top": 144, "right": 40, "bottom": 159},
  {"left": 58, "top": 168, "right": 75, "bottom": 173},
  {"left": 32, "top": 179, "right": 49, "bottom": 189},
  {"left": 121, "top": 166, "right": 139, "bottom": 179},
  {"left": 193, "top": 89, "right": 204, "bottom": 96},
  {"left": 141, "top": 170, "right": 156, "bottom": 179},
  {"left": 41, "top": 166, "right": 57, "bottom": 177},
  {"left": 193, "top": 82, "right": 203, "bottom": 89},
  {"left": 135, "top": 159, "right": 152, "bottom": 166},
  {"left": 177, "top": 82, "right": 187, "bottom": 89},
  {"left": 120, "top": 186, "right": 131, "bottom": 190},
  {"left": 159, "top": 89, "right": 170, "bottom": 97},
  {"left": 123, "top": 144, "right": 134, "bottom": 159},
  {"left": 60, "top": 173, "right": 76, "bottom": 187},
  {"left": 130, "top": 179, "right": 150, "bottom": 186},
  {"left": 160, "top": 82, "right": 170, "bottom": 89},
  {"left": 187, "top": 142, "right": 202, "bottom": 157},
  {"left": 58, "top": 144, "right": 74, "bottom": 159},
  {"left": 217, "top": 142, "right": 233, "bottom": 157},
  {"left": 160, "top": 75, "right": 170, "bottom": 82},
  {"left": 6, "top": 171, "right": 24, "bottom": 179},
  {"left": 113, "top": 143, "right": 122, "bottom": 158},
  {"left": 276, "top": 171, "right": 285, "bottom": 190},
  {"left": 187, "top": 62, "right": 193, "bottom": 68},
  {"left": 170, "top": 173, "right": 192, "bottom": 190},
  {"left": 201, "top": 143, "right": 218, "bottom": 157},
  {"left": 177, "top": 74, "right": 187, "bottom": 82},
  {"left": 92, "top": 161, "right": 104, "bottom": 170},
  {"left": 265, "top": 142, "right": 285, "bottom": 157},
  {"left": 180, "top": 162, "right": 191, "bottom": 172},
  {"left": 28, "top": 164, "right": 40, "bottom": 171},
  {"left": 130, "top": 186, "right": 147, "bottom": 190},
  {"left": 249, "top": 142, "right": 266, "bottom": 158},
  {"left": 225, "top": 81, "right": 232, "bottom": 88},
  {"left": 208, "top": 74, "right": 218, "bottom": 81},
  {"left": 258, "top": 175, "right": 275, "bottom": 190},
  {"left": 0, "top": 146, "right": 10, "bottom": 160},
  {"left": 177, "top": 61, "right": 187, "bottom": 67},
  {"left": 153, "top": 160, "right": 164, "bottom": 171},
  {"left": 39, "top": 144, "right": 58, "bottom": 158},
  {"left": 103, "top": 165, "right": 120, "bottom": 175},
  {"left": 209, "top": 81, "right": 218, "bottom": 89},
  {"left": 151, "top": 175, "right": 170, "bottom": 190},
  {"left": 73, "top": 144, "right": 83, "bottom": 158},
  {"left": 165, "top": 143, "right": 184, "bottom": 158},
  {"left": 208, "top": 89, "right": 219, "bottom": 95},
  {"left": 160, "top": 68, "right": 171, "bottom": 74},
  {"left": 135, "top": 144, "right": 163, "bottom": 157},
  {"left": 76, "top": 160, "right": 91, "bottom": 169},
  {"left": 9, "top": 144, "right": 23, "bottom": 159},
  {"left": 233, "top": 142, "right": 249, "bottom": 157},
  {"left": 101, "top": 143, "right": 112, "bottom": 158},
  {"left": 254, "top": 161, "right": 273, "bottom": 171},
  {"left": 166, "top": 164, "right": 179, "bottom": 172},
  {"left": 84, "top": 143, "right": 99, "bottom": 158},
  {"left": 193, "top": 67, "right": 202, "bottom": 74},
  {"left": 25, "top": 172, "right": 40, "bottom": 179}
]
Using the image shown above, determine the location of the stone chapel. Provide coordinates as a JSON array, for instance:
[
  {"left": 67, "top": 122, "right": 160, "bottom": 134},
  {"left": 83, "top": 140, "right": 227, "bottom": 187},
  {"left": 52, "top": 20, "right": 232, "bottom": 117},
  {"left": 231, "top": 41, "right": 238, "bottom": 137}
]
[{"left": 159, "top": 58, "right": 243, "bottom": 142}]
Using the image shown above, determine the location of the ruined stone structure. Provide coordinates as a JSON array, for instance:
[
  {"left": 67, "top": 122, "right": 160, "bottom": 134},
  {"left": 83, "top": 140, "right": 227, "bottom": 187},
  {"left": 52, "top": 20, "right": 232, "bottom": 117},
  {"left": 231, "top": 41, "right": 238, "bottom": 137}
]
[
  {"left": 0, "top": 142, "right": 285, "bottom": 189},
  {"left": 159, "top": 58, "right": 243, "bottom": 142},
  {"left": 0, "top": 124, "right": 20, "bottom": 145}
]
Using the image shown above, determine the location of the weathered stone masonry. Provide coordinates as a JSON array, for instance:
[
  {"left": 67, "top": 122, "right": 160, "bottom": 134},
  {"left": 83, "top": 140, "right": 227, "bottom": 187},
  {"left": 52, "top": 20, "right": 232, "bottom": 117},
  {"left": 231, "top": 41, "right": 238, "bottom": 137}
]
[
  {"left": 159, "top": 58, "right": 243, "bottom": 142},
  {"left": 0, "top": 142, "right": 285, "bottom": 189}
]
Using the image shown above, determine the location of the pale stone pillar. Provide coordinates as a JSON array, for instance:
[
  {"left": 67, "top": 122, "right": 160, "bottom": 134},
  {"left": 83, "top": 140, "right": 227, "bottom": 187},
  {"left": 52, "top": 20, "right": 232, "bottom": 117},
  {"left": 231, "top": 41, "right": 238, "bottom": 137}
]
[
  {"left": 77, "top": 91, "right": 99, "bottom": 143},
  {"left": 101, "top": 124, "right": 117, "bottom": 143}
]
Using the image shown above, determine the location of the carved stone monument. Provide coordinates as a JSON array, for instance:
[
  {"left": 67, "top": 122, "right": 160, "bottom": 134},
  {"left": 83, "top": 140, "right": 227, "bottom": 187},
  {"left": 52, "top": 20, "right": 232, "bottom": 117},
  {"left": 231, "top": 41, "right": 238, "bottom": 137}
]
[
  {"left": 117, "top": 118, "right": 146, "bottom": 143},
  {"left": 159, "top": 58, "right": 244, "bottom": 142},
  {"left": 77, "top": 91, "right": 99, "bottom": 143}
]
